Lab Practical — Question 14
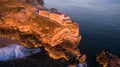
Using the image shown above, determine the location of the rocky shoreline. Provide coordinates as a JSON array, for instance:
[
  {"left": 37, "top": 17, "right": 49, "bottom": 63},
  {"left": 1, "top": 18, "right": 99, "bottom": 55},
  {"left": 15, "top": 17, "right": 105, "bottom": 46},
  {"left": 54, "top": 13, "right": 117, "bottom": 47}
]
[
  {"left": 0, "top": 0, "right": 86, "bottom": 66},
  {"left": 0, "top": 0, "right": 120, "bottom": 67},
  {"left": 96, "top": 50, "right": 120, "bottom": 67}
]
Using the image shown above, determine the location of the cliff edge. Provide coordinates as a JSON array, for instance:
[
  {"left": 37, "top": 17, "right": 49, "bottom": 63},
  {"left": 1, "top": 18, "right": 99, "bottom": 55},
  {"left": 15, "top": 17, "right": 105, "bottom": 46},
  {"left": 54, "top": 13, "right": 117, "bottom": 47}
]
[{"left": 0, "top": 0, "right": 85, "bottom": 63}]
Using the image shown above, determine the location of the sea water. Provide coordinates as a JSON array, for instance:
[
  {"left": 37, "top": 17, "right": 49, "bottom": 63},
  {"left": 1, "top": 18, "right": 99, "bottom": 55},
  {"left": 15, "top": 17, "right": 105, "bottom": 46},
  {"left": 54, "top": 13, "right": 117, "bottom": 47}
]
[{"left": 45, "top": 0, "right": 120, "bottom": 67}]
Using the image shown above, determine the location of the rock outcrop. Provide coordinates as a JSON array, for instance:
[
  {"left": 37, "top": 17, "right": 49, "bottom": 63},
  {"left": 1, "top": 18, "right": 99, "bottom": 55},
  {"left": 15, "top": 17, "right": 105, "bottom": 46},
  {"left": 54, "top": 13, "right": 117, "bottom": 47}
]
[
  {"left": 26, "top": 0, "right": 44, "bottom": 5},
  {"left": 0, "top": 0, "right": 85, "bottom": 63},
  {"left": 96, "top": 50, "right": 120, "bottom": 67}
]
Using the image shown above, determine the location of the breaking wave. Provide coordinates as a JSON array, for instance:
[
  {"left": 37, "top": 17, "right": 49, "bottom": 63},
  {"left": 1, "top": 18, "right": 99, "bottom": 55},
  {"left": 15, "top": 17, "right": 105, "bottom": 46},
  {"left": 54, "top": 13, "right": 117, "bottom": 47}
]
[
  {"left": 77, "top": 62, "right": 87, "bottom": 67},
  {"left": 0, "top": 44, "right": 41, "bottom": 61}
]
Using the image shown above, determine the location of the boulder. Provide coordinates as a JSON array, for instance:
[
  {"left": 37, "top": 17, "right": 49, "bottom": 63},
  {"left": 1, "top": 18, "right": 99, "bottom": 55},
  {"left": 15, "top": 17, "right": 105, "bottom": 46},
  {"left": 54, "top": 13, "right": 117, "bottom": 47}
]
[{"left": 96, "top": 50, "right": 120, "bottom": 67}]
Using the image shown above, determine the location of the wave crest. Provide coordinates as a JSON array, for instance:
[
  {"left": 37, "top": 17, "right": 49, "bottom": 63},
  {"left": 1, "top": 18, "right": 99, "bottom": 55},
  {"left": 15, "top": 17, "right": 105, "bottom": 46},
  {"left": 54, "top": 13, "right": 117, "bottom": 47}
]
[{"left": 0, "top": 44, "right": 41, "bottom": 61}]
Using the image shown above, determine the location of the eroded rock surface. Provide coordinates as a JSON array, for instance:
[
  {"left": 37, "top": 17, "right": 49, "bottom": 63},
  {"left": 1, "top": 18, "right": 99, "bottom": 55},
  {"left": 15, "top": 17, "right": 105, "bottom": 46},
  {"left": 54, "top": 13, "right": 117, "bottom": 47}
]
[
  {"left": 96, "top": 50, "right": 120, "bottom": 67},
  {"left": 0, "top": 0, "right": 84, "bottom": 62}
]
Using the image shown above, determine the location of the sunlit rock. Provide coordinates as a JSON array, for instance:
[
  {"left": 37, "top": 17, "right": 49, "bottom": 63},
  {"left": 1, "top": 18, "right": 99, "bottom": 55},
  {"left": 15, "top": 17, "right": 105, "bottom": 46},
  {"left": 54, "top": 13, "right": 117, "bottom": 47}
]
[
  {"left": 96, "top": 50, "right": 120, "bottom": 67},
  {"left": 0, "top": 0, "right": 85, "bottom": 63}
]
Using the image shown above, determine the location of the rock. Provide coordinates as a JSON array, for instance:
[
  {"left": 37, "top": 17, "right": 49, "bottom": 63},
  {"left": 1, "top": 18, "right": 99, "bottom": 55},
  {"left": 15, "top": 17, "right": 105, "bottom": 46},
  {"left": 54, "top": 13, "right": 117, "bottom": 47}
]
[
  {"left": 78, "top": 54, "right": 87, "bottom": 63},
  {"left": 26, "top": 0, "right": 44, "bottom": 5},
  {"left": 26, "top": 0, "right": 45, "bottom": 9},
  {"left": 0, "top": 0, "right": 8, "bottom": 2},
  {"left": 0, "top": 0, "right": 84, "bottom": 63},
  {"left": 96, "top": 50, "right": 120, "bottom": 67},
  {"left": 0, "top": 48, "right": 68, "bottom": 67},
  {"left": 68, "top": 64, "right": 77, "bottom": 67}
]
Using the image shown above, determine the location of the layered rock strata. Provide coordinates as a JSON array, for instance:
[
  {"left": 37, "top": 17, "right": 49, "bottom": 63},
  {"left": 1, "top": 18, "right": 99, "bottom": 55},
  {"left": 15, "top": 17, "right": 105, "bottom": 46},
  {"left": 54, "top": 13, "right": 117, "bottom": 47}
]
[
  {"left": 0, "top": 0, "right": 85, "bottom": 63},
  {"left": 96, "top": 50, "right": 120, "bottom": 67}
]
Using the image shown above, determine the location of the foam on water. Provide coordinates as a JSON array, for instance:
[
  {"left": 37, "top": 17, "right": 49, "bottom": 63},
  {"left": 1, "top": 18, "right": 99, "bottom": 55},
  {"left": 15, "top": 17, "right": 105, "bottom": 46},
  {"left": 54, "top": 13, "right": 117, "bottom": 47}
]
[
  {"left": 0, "top": 44, "right": 41, "bottom": 61},
  {"left": 77, "top": 62, "right": 87, "bottom": 67}
]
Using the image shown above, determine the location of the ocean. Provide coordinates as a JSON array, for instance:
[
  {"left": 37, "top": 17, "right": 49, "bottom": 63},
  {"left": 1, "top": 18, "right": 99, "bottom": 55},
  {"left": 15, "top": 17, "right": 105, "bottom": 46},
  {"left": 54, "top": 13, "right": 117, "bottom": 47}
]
[{"left": 45, "top": 0, "right": 120, "bottom": 67}]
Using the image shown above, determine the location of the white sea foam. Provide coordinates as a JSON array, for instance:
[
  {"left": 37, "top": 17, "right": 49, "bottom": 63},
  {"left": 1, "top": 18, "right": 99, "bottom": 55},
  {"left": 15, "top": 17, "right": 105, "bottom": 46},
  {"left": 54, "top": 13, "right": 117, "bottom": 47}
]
[
  {"left": 0, "top": 44, "right": 41, "bottom": 61},
  {"left": 77, "top": 62, "right": 87, "bottom": 67}
]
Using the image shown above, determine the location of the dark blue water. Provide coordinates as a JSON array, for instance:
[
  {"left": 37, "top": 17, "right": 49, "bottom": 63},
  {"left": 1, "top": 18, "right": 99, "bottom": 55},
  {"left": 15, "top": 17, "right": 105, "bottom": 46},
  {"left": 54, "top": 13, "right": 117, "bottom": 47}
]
[{"left": 45, "top": 0, "right": 120, "bottom": 67}]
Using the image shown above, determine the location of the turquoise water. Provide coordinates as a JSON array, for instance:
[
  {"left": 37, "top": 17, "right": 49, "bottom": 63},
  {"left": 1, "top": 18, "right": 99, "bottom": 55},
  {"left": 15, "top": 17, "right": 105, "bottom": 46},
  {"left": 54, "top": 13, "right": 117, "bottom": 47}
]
[{"left": 45, "top": 0, "right": 120, "bottom": 67}]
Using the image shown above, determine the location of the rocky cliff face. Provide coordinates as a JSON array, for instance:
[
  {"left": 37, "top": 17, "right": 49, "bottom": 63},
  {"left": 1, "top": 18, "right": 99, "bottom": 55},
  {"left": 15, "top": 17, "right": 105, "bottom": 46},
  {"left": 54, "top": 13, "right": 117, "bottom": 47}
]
[
  {"left": 96, "top": 50, "right": 120, "bottom": 67},
  {"left": 0, "top": 0, "right": 85, "bottom": 63},
  {"left": 26, "top": 0, "right": 44, "bottom": 5}
]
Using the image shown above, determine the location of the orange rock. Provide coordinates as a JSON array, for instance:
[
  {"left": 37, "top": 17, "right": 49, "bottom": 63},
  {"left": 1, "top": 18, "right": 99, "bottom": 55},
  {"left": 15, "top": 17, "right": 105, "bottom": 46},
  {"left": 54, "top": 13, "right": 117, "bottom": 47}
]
[
  {"left": 96, "top": 50, "right": 120, "bottom": 67},
  {"left": 0, "top": 0, "right": 84, "bottom": 62}
]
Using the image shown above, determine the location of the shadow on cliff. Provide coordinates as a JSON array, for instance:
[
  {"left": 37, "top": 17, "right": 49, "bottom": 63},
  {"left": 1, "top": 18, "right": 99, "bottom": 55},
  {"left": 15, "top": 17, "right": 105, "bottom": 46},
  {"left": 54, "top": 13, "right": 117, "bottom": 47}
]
[{"left": 0, "top": 47, "right": 68, "bottom": 67}]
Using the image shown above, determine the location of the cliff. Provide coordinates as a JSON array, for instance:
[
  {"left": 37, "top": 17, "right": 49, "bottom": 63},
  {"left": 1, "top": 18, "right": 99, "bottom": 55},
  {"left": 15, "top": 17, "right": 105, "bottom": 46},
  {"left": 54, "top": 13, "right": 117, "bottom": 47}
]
[
  {"left": 96, "top": 50, "right": 120, "bottom": 67},
  {"left": 0, "top": 0, "right": 85, "bottom": 63}
]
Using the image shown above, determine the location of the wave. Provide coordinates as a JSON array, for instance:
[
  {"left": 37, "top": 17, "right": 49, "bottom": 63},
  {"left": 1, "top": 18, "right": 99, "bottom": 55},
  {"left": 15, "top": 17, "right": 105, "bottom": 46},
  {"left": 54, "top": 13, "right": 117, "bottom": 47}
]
[
  {"left": 77, "top": 62, "right": 87, "bottom": 67},
  {"left": 0, "top": 44, "right": 41, "bottom": 61}
]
